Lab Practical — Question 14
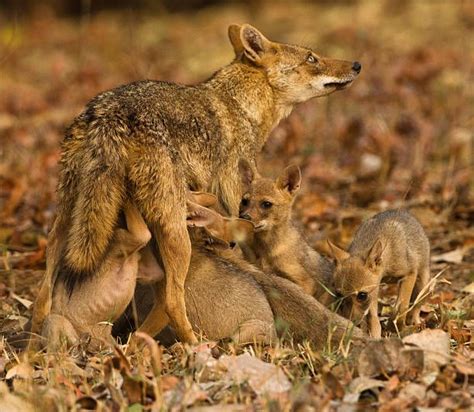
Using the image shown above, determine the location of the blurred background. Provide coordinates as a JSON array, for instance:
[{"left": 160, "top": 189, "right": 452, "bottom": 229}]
[{"left": 0, "top": 0, "right": 473, "bottom": 265}]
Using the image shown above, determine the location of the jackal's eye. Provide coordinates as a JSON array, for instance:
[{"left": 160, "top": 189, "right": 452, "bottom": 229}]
[
  {"left": 260, "top": 201, "right": 273, "bottom": 209},
  {"left": 306, "top": 54, "right": 318, "bottom": 64},
  {"left": 356, "top": 292, "right": 369, "bottom": 303},
  {"left": 241, "top": 198, "right": 249, "bottom": 207}
]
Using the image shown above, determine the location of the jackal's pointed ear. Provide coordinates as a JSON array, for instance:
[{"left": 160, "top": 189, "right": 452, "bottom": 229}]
[
  {"left": 228, "top": 24, "right": 244, "bottom": 57},
  {"left": 276, "top": 165, "right": 301, "bottom": 195},
  {"left": 326, "top": 240, "right": 350, "bottom": 265},
  {"left": 186, "top": 201, "right": 218, "bottom": 228},
  {"left": 238, "top": 159, "right": 255, "bottom": 190},
  {"left": 228, "top": 218, "right": 255, "bottom": 244},
  {"left": 239, "top": 24, "right": 272, "bottom": 63},
  {"left": 366, "top": 239, "right": 384, "bottom": 270},
  {"left": 188, "top": 191, "right": 218, "bottom": 208}
]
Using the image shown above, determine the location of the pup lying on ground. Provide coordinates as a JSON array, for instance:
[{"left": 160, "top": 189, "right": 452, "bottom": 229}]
[
  {"left": 327, "top": 209, "right": 430, "bottom": 338},
  {"left": 116, "top": 204, "right": 364, "bottom": 349},
  {"left": 42, "top": 202, "right": 154, "bottom": 351},
  {"left": 238, "top": 161, "right": 334, "bottom": 300}
]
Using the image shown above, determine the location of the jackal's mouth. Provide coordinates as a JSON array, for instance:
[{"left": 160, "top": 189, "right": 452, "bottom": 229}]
[{"left": 323, "top": 79, "right": 353, "bottom": 89}]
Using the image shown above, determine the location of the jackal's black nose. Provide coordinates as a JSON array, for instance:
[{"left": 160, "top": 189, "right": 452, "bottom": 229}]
[{"left": 352, "top": 61, "right": 362, "bottom": 73}]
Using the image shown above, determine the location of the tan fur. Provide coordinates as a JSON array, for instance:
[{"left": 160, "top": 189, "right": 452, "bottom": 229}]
[
  {"left": 119, "top": 206, "right": 365, "bottom": 349},
  {"left": 327, "top": 209, "right": 431, "bottom": 338},
  {"left": 239, "top": 162, "right": 334, "bottom": 299},
  {"left": 126, "top": 203, "right": 276, "bottom": 345},
  {"left": 42, "top": 23, "right": 361, "bottom": 344},
  {"left": 42, "top": 203, "right": 152, "bottom": 351}
]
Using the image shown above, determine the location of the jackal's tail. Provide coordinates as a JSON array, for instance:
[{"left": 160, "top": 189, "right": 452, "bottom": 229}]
[
  {"left": 60, "top": 160, "right": 125, "bottom": 291},
  {"left": 58, "top": 118, "right": 128, "bottom": 292}
]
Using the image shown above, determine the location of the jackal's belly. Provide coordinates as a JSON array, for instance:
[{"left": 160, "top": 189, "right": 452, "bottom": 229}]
[{"left": 52, "top": 257, "right": 139, "bottom": 335}]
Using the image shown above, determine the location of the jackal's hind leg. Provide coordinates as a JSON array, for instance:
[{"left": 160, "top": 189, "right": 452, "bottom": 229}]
[{"left": 129, "top": 150, "right": 196, "bottom": 344}]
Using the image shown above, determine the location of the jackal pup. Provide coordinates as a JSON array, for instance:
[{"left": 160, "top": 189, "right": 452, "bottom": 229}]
[
  {"left": 238, "top": 161, "right": 334, "bottom": 299},
  {"left": 133, "top": 202, "right": 277, "bottom": 345},
  {"left": 327, "top": 209, "right": 430, "bottom": 338},
  {"left": 42, "top": 202, "right": 153, "bottom": 351}
]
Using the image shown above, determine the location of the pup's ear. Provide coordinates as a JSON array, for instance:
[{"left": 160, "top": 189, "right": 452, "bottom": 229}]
[
  {"left": 228, "top": 24, "right": 244, "bottom": 57},
  {"left": 205, "top": 235, "right": 230, "bottom": 251},
  {"left": 326, "top": 240, "right": 350, "bottom": 264},
  {"left": 186, "top": 201, "right": 218, "bottom": 228},
  {"left": 228, "top": 218, "right": 255, "bottom": 243},
  {"left": 276, "top": 165, "right": 301, "bottom": 195},
  {"left": 238, "top": 159, "right": 255, "bottom": 190},
  {"left": 366, "top": 239, "right": 384, "bottom": 270},
  {"left": 239, "top": 24, "right": 272, "bottom": 63},
  {"left": 188, "top": 191, "right": 217, "bottom": 208}
]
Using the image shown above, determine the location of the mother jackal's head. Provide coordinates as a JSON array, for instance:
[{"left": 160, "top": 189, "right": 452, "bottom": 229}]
[{"left": 228, "top": 24, "right": 361, "bottom": 104}]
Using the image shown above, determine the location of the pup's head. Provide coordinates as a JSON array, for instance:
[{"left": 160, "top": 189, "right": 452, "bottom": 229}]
[
  {"left": 326, "top": 239, "right": 384, "bottom": 325},
  {"left": 228, "top": 24, "right": 361, "bottom": 104},
  {"left": 186, "top": 196, "right": 254, "bottom": 250},
  {"left": 238, "top": 160, "right": 301, "bottom": 232}
]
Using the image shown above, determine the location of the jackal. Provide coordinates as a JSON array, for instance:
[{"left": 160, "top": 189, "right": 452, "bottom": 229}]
[
  {"left": 36, "top": 23, "right": 361, "bottom": 344},
  {"left": 238, "top": 161, "right": 334, "bottom": 300},
  {"left": 327, "top": 209, "right": 430, "bottom": 338}
]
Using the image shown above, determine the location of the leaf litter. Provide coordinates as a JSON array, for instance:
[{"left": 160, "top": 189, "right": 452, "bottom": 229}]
[{"left": 0, "top": 0, "right": 473, "bottom": 410}]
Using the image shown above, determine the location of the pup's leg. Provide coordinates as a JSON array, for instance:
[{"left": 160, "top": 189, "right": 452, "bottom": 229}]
[
  {"left": 28, "top": 214, "right": 67, "bottom": 352},
  {"left": 408, "top": 267, "right": 430, "bottom": 325},
  {"left": 397, "top": 272, "right": 417, "bottom": 329},
  {"left": 42, "top": 314, "right": 79, "bottom": 352},
  {"left": 122, "top": 202, "right": 151, "bottom": 252},
  {"left": 367, "top": 300, "right": 381, "bottom": 339},
  {"left": 129, "top": 150, "right": 195, "bottom": 343},
  {"left": 232, "top": 319, "right": 276, "bottom": 345}
]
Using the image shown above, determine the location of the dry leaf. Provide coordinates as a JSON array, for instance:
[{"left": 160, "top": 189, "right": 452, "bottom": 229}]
[
  {"left": 431, "top": 249, "right": 465, "bottom": 264},
  {"left": 403, "top": 329, "right": 450, "bottom": 367},
  {"left": 218, "top": 353, "right": 291, "bottom": 396}
]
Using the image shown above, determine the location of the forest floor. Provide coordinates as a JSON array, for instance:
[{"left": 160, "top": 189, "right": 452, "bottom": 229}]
[{"left": 0, "top": 1, "right": 473, "bottom": 410}]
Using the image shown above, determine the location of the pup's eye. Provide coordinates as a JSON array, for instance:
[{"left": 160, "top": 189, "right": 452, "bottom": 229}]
[
  {"left": 356, "top": 292, "right": 369, "bottom": 302},
  {"left": 307, "top": 54, "right": 318, "bottom": 64},
  {"left": 335, "top": 291, "right": 344, "bottom": 300},
  {"left": 241, "top": 198, "right": 249, "bottom": 207},
  {"left": 229, "top": 241, "right": 236, "bottom": 249},
  {"left": 260, "top": 201, "right": 273, "bottom": 209}
]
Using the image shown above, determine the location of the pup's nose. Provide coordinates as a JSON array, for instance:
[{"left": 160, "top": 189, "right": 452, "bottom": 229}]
[
  {"left": 240, "top": 213, "right": 252, "bottom": 221},
  {"left": 352, "top": 61, "right": 362, "bottom": 73}
]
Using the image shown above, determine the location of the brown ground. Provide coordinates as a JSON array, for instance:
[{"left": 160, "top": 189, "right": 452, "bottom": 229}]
[{"left": 0, "top": 1, "right": 473, "bottom": 410}]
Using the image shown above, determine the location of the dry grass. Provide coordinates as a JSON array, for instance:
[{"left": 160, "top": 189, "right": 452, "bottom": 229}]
[{"left": 1, "top": 0, "right": 473, "bottom": 410}]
